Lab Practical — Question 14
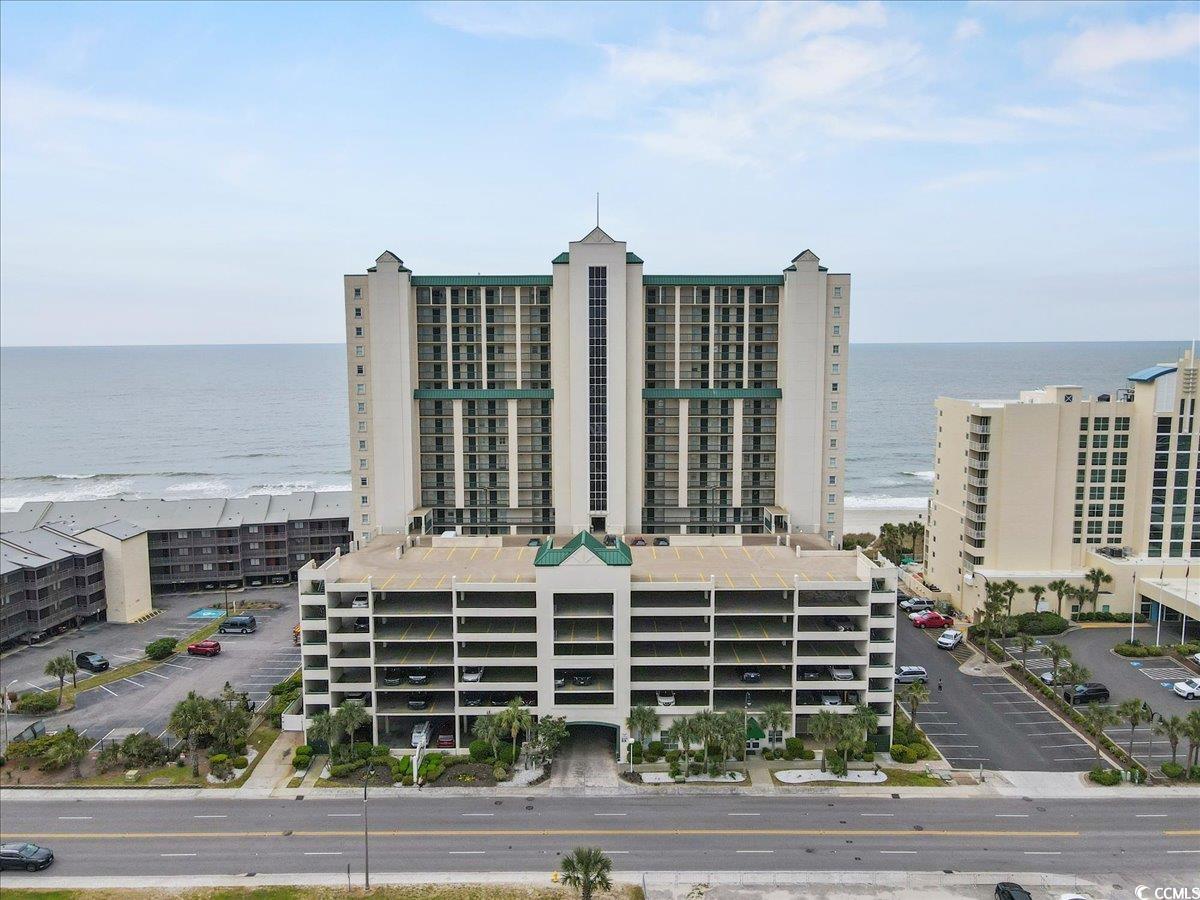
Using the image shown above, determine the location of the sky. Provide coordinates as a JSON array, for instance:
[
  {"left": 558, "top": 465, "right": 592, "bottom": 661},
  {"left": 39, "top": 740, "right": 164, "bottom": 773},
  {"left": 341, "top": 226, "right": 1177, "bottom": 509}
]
[{"left": 1, "top": 0, "right": 1198, "bottom": 346}]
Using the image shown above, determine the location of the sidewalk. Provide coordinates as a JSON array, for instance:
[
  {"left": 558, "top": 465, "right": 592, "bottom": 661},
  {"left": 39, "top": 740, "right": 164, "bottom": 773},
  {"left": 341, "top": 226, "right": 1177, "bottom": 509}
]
[{"left": 235, "top": 730, "right": 302, "bottom": 795}]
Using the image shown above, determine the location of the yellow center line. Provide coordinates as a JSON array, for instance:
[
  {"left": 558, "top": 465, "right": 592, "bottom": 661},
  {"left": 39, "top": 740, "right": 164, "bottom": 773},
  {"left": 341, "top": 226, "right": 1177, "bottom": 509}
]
[{"left": 651, "top": 547, "right": 658, "bottom": 559}]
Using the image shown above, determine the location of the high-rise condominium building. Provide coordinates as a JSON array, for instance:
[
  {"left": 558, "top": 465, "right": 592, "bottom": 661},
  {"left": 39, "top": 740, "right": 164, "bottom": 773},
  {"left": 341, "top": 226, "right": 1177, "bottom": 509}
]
[
  {"left": 344, "top": 228, "right": 849, "bottom": 545},
  {"left": 926, "top": 349, "right": 1198, "bottom": 625}
]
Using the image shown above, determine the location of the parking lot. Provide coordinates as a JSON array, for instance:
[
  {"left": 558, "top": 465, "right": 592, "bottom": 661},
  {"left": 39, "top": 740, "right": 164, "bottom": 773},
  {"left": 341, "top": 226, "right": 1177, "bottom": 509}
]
[
  {"left": 995, "top": 622, "right": 1200, "bottom": 768},
  {"left": 896, "top": 621, "right": 1096, "bottom": 771},
  {"left": 3, "top": 587, "right": 299, "bottom": 745}
]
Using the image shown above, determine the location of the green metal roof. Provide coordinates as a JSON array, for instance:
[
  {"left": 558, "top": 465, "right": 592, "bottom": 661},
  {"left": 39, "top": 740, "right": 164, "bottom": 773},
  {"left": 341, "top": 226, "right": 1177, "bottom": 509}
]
[
  {"left": 642, "top": 388, "right": 782, "bottom": 400},
  {"left": 533, "top": 531, "right": 632, "bottom": 567},
  {"left": 643, "top": 275, "right": 784, "bottom": 286},
  {"left": 551, "top": 252, "right": 643, "bottom": 265},
  {"left": 746, "top": 717, "right": 766, "bottom": 741},
  {"left": 411, "top": 276, "right": 552, "bottom": 286},
  {"left": 413, "top": 389, "right": 554, "bottom": 400}
]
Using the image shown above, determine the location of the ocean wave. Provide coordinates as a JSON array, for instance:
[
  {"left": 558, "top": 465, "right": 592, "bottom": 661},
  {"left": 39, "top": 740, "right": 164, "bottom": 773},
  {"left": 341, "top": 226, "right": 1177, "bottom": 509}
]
[
  {"left": 219, "top": 452, "right": 286, "bottom": 460},
  {"left": 844, "top": 495, "right": 928, "bottom": 510},
  {"left": 902, "top": 470, "right": 935, "bottom": 482},
  {"left": 238, "top": 481, "right": 350, "bottom": 496},
  {"left": 1, "top": 477, "right": 135, "bottom": 512},
  {"left": 15, "top": 471, "right": 217, "bottom": 482},
  {"left": 163, "top": 479, "right": 234, "bottom": 494}
]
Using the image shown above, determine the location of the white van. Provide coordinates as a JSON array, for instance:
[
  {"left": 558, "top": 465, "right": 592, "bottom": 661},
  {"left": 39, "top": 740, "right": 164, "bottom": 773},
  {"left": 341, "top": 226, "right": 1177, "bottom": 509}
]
[{"left": 411, "top": 720, "right": 432, "bottom": 748}]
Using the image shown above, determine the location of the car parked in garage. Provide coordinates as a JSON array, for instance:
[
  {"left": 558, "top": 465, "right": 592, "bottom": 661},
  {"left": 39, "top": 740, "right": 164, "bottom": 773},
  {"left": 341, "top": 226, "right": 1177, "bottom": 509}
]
[
  {"left": 656, "top": 690, "right": 676, "bottom": 707},
  {"left": 829, "top": 665, "right": 855, "bottom": 681},
  {"left": 461, "top": 666, "right": 484, "bottom": 683}
]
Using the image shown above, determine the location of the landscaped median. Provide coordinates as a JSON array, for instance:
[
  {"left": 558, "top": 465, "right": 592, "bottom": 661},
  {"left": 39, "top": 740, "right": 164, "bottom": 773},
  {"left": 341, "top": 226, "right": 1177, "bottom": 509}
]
[{"left": 0, "top": 886, "right": 645, "bottom": 900}]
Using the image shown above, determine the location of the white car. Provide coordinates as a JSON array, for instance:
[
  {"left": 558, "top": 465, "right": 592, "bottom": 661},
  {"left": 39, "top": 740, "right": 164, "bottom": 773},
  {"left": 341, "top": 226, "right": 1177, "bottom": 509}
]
[
  {"left": 656, "top": 690, "right": 676, "bottom": 707},
  {"left": 350, "top": 594, "right": 368, "bottom": 609},
  {"left": 829, "top": 665, "right": 855, "bottom": 681},
  {"left": 819, "top": 692, "right": 843, "bottom": 706},
  {"left": 937, "top": 629, "right": 963, "bottom": 649},
  {"left": 461, "top": 666, "right": 484, "bottom": 683},
  {"left": 410, "top": 720, "right": 432, "bottom": 748},
  {"left": 1173, "top": 677, "right": 1200, "bottom": 700}
]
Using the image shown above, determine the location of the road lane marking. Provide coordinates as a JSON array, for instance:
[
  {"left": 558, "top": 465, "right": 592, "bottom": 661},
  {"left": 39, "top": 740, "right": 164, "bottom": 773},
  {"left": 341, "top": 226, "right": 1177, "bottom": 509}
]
[
  {"left": 995, "top": 814, "right": 1028, "bottom": 818},
  {"left": 1167, "top": 850, "right": 1200, "bottom": 853},
  {"left": 461, "top": 813, "right": 495, "bottom": 817},
  {"left": 24, "top": 682, "right": 48, "bottom": 693},
  {"left": 860, "top": 814, "right": 894, "bottom": 817},
  {"left": 160, "top": 853, "right": 197, "bottom": 857},
  {"left": 98, "top": 684, "right": 118, "bottom": 697},
  {"left": 327, "top": 813, "right": 360, "bottom": 817},
  {"left": 122, "top": 677, "right": 145, "bottom": 687},
  {"left": 879, "top": 850, "right": 917, "bottom": 854},
  {"left": 1024, "top": 851, "right": 1061, "bottom": 855},
  {"left": 304, "top": 851, "right": 343, "bottom": 856},
  {"left": 593, "top": 813, "right": 627, "bottom": 817},
  {"left": 14, "top": 827, "right": 1083, "bottom": 840},
  {"left": 736, "top": 849, "right": 773, "bottom": 853},
  {"left": 57, "top": 816, "right": 93, "bottom": 820},
  {"left": 193, "top": 815, "right": 227, "bottom": 819},
  {"left": 728, "top": 813, "right": 760, "bottom": 817},
  {"left": 448, "top": 851, "right": 486, "bottom": 855},
  {"left": 160, "top": 662, "right": 190, "bottom": 670},
  {"left": 1135, "top": 814, "right": 1167, "bottom": 818}
]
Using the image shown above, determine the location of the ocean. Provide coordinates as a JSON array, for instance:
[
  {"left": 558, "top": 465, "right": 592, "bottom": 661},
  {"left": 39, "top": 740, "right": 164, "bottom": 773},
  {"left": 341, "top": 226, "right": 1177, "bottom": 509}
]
[{"left": 0, "top": 341, "right": 1190, "bottom": 516}]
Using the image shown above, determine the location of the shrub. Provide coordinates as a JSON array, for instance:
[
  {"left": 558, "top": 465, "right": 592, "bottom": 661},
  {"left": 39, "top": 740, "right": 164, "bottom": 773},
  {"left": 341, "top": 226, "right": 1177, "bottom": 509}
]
[
  {"left": 292, "top": 754, "right": 311, "bottom": 770},
  {"left": 799, "top": 748, "right": 816, "bottom": 761},
  {"left": 648, "top": 740, "right": 664, "bottom": 757},
  {"left": 1161, "top": 762, "right": 1186, "bottom": 780},
  {"left": 827, "top": 754, "right": 848, "bottom": 776},
  {"left": 209, "top": 754, "right": 232, "bottom": 779},
  {"left": 784, "top": 737, "right": 806, "bottom": 758},
  {"left": 907, "top": 743, "right": 930, "bottom": 761},
  {"left": 665, "top": 750, "right": 680, "bottom": 764},
  {"left": 329, "top": 759, "right": 367, "bottom": 778},
  {"left": 145, "top": 638, "right": 178, "bottom": 660},
  {"left": 401, "top": 775, "right": 414, "bottom": 786},
  {"left": 469, "top": 739, "right": 492, "bottom": 763},
  {"left": 761, "top": 749, "right": 775, "bottom": 760},
  {"left": 352, "top": 742, "right": 375, "bottom": 760},
  {"left": 16, "top": 692, "right": 59, "bottom": 715},
  {"left": 231, "top": 755, "right": 249, "bottom": 769},
  {"left": 1013, "top": 612, "right": 1069, "bottom": 636},
  {"left": 1076, "top": 611, "right": 1146, "bottom": 623},
  {"left": 493, "top": 764, "right": 509, "bottom": 782},
  {"left": 1115, "top": 642, "right": 1168, "bottom": 658},
  {"left": 496, "top": 745, "right": 517, "bottom": 766},
  {"left": 669, "top": 762, "right": 682, "bottom": 778},
  {"left": 1173, "top": 641, "right": 1200, "bottom": 657},
  {"left": 1188, "top": 765, "right": 1200, "bottom": 782},
  {"left": 688, "top": 762, "right": 702, "bottom": 776},
  {"left": 860, "top": 750, "right": 875, "bottom": 762},
  {"left": 121, "top": 732, "right": 169, "bottom": 767},
  {"left": 890, "top": 744, "right": 916, "bottom": 764},
  {"left": 1088, "top": 767, "right": 1121, "bottom": 786}
]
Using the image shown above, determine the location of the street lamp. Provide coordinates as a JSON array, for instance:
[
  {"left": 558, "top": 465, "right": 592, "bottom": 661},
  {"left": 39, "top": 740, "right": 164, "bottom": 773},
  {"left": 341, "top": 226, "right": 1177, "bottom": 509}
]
[
  {"left": 363, "top": 761, "right": 375, "bottom": 889},
  {"left": 2, "top": 678, "right": 20, "bottom": 756}
]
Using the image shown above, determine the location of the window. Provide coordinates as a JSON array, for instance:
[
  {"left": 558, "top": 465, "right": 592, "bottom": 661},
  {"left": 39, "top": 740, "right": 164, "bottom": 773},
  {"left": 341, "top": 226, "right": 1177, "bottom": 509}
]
[
  {"left": 1088, "top": 486, "right": 1105, "bottom": 500},
  {"left": 829, "top": 438, "right": 837, "bottom": 448},
  {"left": 1093, "top": 417, "right": 1109, "bottom": 430},
  {"left": 358, "top": 440, "right": 367, "bottom": 450},
  {"left": 356, "top": 383, "right": 365, "bottom": 395},
  {"left": 355, "top": 327, "right": 363, "bottom": 337},
  {"left": 361, "top": 515, "right": 370, "bottom": 525},
  {"left": 176, "top": 531, "right": 187, "bottom": 539},
  {"left": 827, "top": 493, "right": 836, "bottom": 504},
  {"left": 354, "top": 306, "right": 362, "bottom": 318},
  {"left": 832, "top": 305, "right": 841, "bottom": 317},
  {"left": 360, "top": 477, "right": 368, "bottom": 487},
  {"left": 1115, "top": 416, "right": 1129, "bottom": 431},
  {"left": 357, "top": 421, "right": 366, "bottom": 432},
  {"left": 828, "top": 456, "right": 837, "bottom": 468},
  {"left": 356, "top": 402, "right": 366, "bottom": 413},
  {"left": 832, "top": 344, "right": 840, "bottom": 355},
  {"left": 827, "top": 475, "right": 837, "bottom": 485},
  {"left": 830, "top": 401, "right": 839, "bottom": 412},
  {"left": 250, "top": 558, "right": 260, "bottom": 566},
  {"left": 359, "top": 458, "right": 368, "bottom": 469},
  {"left": 831, "top": 363, "right": 840, "bottom": 374},
  {"left": 826, "top": 512, "right": 836, "bottom": 523},
  {"left": 355, "top": 345, "right": 364, "bottom": 357},
  {"left": 1080, "top": 417, "right": 1089, "bottom": 430},
  {"left": 353, "top": 287, "right": 361, "bottom": 299},
  {"left": 360, "top": 495, "right": 368, "bottom": 506},
  {"left": 833, "top": 286, "right": 842, "bottom": 298},
  {"left": 356, "top": 365, "right": 364, "bottom": 376},
  {"left": 587, "top": 266, "right": 608, "bottom": 512},
  {"left": 831, "top": 382, "right": 839, "bottom": 392},
  {"left": 829, "top": 419, "right": 838, "bottom": 430},
  {"left": 832, "top": 325, "right": 841, "bottom": 336}
]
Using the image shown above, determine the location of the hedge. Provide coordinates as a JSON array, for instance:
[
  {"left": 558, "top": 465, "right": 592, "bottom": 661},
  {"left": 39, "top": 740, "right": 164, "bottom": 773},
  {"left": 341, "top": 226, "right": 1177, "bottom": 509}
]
[
  {"left": 469, "top": 739, "right": 492, "bottom": 762},
  {"left": 1089, "top": 767, "right": 1121, "bottom": 786},
  {"left": 145, "top": 637, "right": 178, "bottom": 660},
  {"left": 231, "top": 755, "right": 249, "bottom": 769},
  {"left": 330, "top": 759, "right": 367, "bottom": 778},
  {"left": 1161, "top": 762, "right": 1186, "bottom": 779},
  {"left": 1075, "top": 611, "right": 1147, "bottom": 623},
  {"left": 16, "top": 692, "right": 59, "bottom": 715}
]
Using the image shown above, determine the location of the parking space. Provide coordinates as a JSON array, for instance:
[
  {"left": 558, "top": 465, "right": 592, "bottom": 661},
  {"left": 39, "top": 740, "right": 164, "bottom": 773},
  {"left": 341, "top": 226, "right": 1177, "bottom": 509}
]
[
  {"left": 896, "top": 621, "right": 1095, "bottom": 771},
  {"left": 7, "top": 594, "right": 299, "bottom": 742}
]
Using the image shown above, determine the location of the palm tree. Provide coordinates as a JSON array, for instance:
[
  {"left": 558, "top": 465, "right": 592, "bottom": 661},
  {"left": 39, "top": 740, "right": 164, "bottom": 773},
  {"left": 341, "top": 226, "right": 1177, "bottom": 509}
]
[
  {"left": 625, "top": 705, "right": 659, "bottom": 745},
  {"left": 808, "top": 709, "right": 842, "bottom": 773},
  {"left": 44, "top": 653, "right": 76, "bottom": 705},
  {"left": 1001, "top": 579, "right": 1024, "bottom": 622},
  {"left": 1080, "top": 703, "right": 1119, "bottom": 766},
  {"left": 665, "top": 715, "right": 694, "bottom": 758},
  {"left": 850, "top": 702, "right": 879, "bottom": 750},
  {"left": 759, "top": 702, "right": 791, "bottom": 752},
  {"left": 306, "top": 710, "right": 334, "bottom": 753},
  {"left": 898, "top": 682, "right": 930, "bottom": 729},
  {"left": 981, "top": 584, "right": 1008, "bottom": 657},
  {"left": 1027, "top": 585, "right": 1047, "bottom": 614},
  {"left": 1083, "top": 567, "right": 1113, "bottom": 615},
  {"left": 1014, "top": 632, "right": 1037, "bottom": 671},
  {"left": 1047, "top": 579, "right": 1070, "bottom": 618},
  {"left": 333, "top": 700, "right": 369, "bottom": 748},
  {"left": 1117, "top": 698, "right": 1148, "bottom": 765},
  {"left": 169, "top": 691, "right": 217, "bottom": 777},
  {"left": 716, "top": 711, "right": 746, "bottom": 773},
  {"left": 1183, "top": 709, "right": 1200, "bottom": 770},
  {"left": 1155, "top": 715, "right": 1186, "bottom": 766},
  {"left": 691, "top": 710, "right": 719, "bottom": 770},
  {"left": 560, "top": 847, "right": 613, "bottom": 900},
  {"left": 472, "top": 712, "right": 502, "bottom": 759},
  {"left": 500, "top": 696, "right": 533, "bottom": 761},
  {"left": 1059, "top": 662, "right": 1091, "bottom": 689},
  {"left": 44, "top": 726, "right": 89, "bottom": 778},
  {"left": 1043, "top": 641, "right": 1071, "bottom": 686}
]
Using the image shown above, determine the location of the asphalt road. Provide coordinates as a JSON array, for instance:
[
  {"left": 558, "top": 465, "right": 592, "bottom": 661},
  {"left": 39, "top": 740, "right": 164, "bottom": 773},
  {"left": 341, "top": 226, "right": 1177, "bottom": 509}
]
[
  {"left": 896, "top": 622, "right": 1095, "bottom": 772},
  {"left": 0, "top": 795, "right": 1195, "bottom": 878}
]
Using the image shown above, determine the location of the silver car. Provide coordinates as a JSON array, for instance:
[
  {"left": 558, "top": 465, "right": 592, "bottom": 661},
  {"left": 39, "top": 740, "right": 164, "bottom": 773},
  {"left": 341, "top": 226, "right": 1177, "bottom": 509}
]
[{"left": 894, "top": 665, "right": 928, "bottom": 684}]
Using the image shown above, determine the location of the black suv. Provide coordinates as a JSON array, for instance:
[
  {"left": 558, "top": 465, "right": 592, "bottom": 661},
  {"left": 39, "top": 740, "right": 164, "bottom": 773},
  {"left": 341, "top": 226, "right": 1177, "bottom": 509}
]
[
  {"left": 406, "top": 693, "right": 430, "bottom": 710},
  {"left": 0, "top": 842, "right": 54, "bottom": 871},
  {"left": 741, "top": 669, "right": 762, "bottom": 684},
  {"left": 1063, "top": 682, "right": 1110, "bottom": 705},
  {"left": 571, "top": 671, "right": 595, "bottom": 686},
  {"left": 75, "top": 652, "right": 109, "bottom": 673}
]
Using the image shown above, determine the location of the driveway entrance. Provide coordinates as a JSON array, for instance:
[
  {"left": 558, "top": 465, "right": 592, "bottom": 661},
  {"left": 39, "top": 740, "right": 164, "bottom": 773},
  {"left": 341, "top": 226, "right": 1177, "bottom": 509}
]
[{"left": 546, "top": 723, "right": 620, "bottom": 788}]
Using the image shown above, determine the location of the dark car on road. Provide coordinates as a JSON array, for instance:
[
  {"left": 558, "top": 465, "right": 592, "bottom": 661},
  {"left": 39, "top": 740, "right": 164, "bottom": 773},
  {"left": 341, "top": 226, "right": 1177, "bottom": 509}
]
[
  {"left": 1064, "top": 682, "right": 1110, "bottom": 705},
  {"left": 994, "top": 883, "right": 1033, "bottom": 900},
  {"left": 75, "top": 652, "right": 109, "bottom": 673},
  {"left": 219, "top": 614, "right": 257, "bottom": 634},
  {"left": 0, "top": 842, "right": 54, "bottom": 872}
]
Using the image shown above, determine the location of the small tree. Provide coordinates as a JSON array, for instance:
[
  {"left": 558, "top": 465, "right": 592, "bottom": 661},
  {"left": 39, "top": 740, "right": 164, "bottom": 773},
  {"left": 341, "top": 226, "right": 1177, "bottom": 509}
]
[
  {"left": 1001, "top": 579, "right": 1024, "bottom": 623},
  {"left": 44, "top": 653, "right": 76, "bottom": 705},
  {"left": 1060, "top": 662, "right": 1091, "bottom": 689},
  {"left": 1083, "top": 567, "right": 1113, "bottom": 615},
  {"left": 1155, "top": 715, "right": 1186, "bottom": 766},
  {"left": 625, "top": 705, "right": 659, "bottom": 744},
  {"left": 1080, "top": 703, "right": 1119, "bottom": 766},
  {"left": 560, "top": 846, "right": 613, "bottom": 900},
  {"left": 808, "top": 709, "right": 842, "bottom": 773},
  {"left": 333, "top": 700, "right": 369, "bottom": 754},
  {"left": 1183, "top": 709, "right": 1200, "bottom": 770},
  {"left": 691, "top": 710, "right": 719, "bottom": 770},
  {"left": 899, "top": 682, "right": 930, "bottom": 729},
  {"left": 851, "top": 702, "right": 879, "bottom": 750},
  {"left": 169, "top": 691, "right": 217, "bottom": 777},
  {"left": 43, "top": 726, "right": 89, "bottom": 778},
  {"left": 472, "top": 713, "right": 502, "bottom": 761},
  {"left": 760, "top": 702, "right": 791, "bottom": 752},
  {"left": 1117, "top": 698, "right": 1147, "bottom": 765},
  {"left": 499, "top": 696, "right": 533, "bottom": 762},
  {"left": 1027, "top": 584, "right": 1047, "bottom": 613},
  {"left": 1014, "top": 632, "right": 1037, "bottom": 671},
  {"left": 306, "top": 710, "right": 334, "bottom": 752},
  {"left": 1047, "top": 579, "right": 1070, "bottom": 618},
  {"left": 665, "top": 715, "right": 694, "bottom": 757},
  {"left": 533, "top": 714, "right": 569, "bottom": 767},
  {"left": 1044, "top": 640, "right": 1071, "bottom": 686}
]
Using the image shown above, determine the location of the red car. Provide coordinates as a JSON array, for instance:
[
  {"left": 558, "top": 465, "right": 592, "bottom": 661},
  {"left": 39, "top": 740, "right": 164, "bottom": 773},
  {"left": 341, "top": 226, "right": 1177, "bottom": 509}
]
[
  {"left": 435, "top": 729, "right": 455, "bottom": 749},
  {"left": 911, "top": 611, "right": 954, "bottom": 629},
  {"left": 186, "top": 639, "right": 222, "bottom": 657}
]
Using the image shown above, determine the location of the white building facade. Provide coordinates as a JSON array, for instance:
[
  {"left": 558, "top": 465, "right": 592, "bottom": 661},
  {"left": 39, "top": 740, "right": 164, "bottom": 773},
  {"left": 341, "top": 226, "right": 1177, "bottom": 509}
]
[{"left": 345, "top": 229, "right": 849, "bottom": 546}]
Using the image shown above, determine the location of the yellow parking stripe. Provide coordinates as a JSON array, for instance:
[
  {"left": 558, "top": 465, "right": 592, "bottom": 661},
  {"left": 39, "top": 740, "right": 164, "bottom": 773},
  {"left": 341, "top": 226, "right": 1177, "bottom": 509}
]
[
  {"left": 470, "top": 548, "right": 480, "bottom": 560},
  {"left": 422, "top": 548, "right": 434, "bottom": 559},
  {"left": 751, "top": 574, "right": 762, "bottom": 588},
  {"left": 435, "top": 574, "right": 446, "bottom": 589},
  {"left": 446, "top": 548, "right": 456, "bottom": 559},
  {"left": 775, "top": 573, "right": 789, "bottom": 588}
]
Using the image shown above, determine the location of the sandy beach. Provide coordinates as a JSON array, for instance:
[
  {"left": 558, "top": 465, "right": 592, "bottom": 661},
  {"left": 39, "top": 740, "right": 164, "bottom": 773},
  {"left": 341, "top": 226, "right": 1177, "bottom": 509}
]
[{"left": 843, "top": 505, "right": 926, "bottom": 537}]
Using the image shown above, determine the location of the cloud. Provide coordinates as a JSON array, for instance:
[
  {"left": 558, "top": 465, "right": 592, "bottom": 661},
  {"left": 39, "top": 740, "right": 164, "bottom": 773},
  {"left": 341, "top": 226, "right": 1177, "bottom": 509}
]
[
  {"left": 953, "top": 18, "right": 983, "bottom": 42},
  {"left": 1053, "top": 13, "right": 1200, "bottom": 76},
  {"left": 421, "top": 0, "right": 596, "bottom": 41},
  {"left": 919, "top": 167, "right": 1016, "bottom": 192}
]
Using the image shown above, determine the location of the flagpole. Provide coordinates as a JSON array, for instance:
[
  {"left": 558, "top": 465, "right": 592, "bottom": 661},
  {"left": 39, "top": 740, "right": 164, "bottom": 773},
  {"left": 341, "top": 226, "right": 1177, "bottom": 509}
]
[
  {"left": 1182, "top": 565, "right": 1191, "bottom": 644},
  {"left": 1129, "top": 570, "right": 1137, "bottom": 645},
  {"left": 1155, "top": 564, "right": 1164, "bottom": 646}
]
